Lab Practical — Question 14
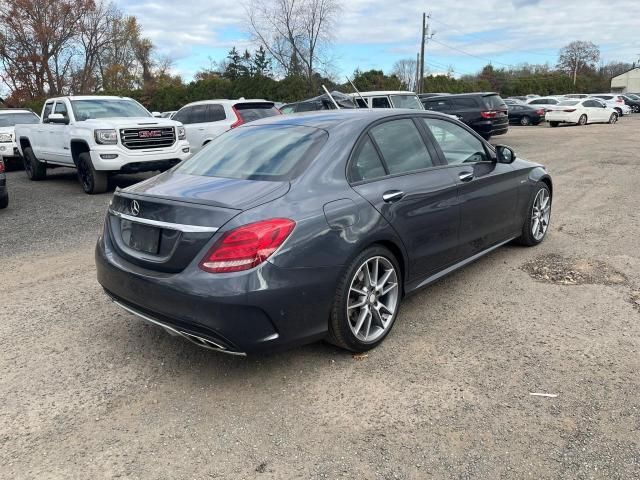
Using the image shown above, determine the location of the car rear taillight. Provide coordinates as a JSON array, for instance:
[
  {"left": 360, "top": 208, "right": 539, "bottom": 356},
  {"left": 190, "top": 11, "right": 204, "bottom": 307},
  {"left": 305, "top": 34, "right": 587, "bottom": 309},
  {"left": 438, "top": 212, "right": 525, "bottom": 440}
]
[
  {"left": 230, "top": 106, "right": 245, "bottom": 128},
  {"left": 0, "top": 160, "right": 4, "bottom": 173},
  {"left": 563, "top": 109, "right": 577, "bottom": 112},
  {"left": 199, "top": 218, "right": 296, "bottom": 273},
  {"left": 536, "top": 109, "right": 545, "bottom": 115},
  {"left": 616, "top": 97, "right": 623, "bottom": 103},
  {"left": 480, "top": 111, "right": 497, "bottom": 119}
]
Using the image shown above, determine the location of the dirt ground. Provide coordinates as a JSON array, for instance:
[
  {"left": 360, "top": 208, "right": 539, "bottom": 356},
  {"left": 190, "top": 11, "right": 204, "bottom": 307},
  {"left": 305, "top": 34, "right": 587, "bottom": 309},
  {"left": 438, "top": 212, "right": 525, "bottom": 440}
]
[{"left": 1, "top": 116, "right": 639, "bottom": 479}]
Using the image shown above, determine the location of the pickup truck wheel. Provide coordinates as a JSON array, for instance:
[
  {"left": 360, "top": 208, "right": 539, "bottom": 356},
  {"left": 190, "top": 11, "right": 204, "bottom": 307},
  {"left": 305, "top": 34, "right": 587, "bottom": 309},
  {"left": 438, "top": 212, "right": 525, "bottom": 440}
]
[
  {"left": 77, "top": 152, "right": 108, "bottom": 194},
  {"left": 23, "top": 147, "right": 46, "bottom": 181}
]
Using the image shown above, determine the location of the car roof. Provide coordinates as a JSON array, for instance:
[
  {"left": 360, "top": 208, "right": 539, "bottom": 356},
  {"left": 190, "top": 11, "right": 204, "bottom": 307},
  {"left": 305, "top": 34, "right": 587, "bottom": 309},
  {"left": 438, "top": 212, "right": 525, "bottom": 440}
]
[
  {"left": 52, "top": 95, "right": 135, "bottom": 101},
  {"left": 348, "top": 91, "right": 417, "bottom": 97},
  {"left": 0, "top": 108, "right": 35, "bottom": 114},
  {"left": 238, "top": 109, "right": 452, "bottom": 131},
  {"left": 425, "top": 92, "right": 500, "bottom": 99},
  {"left": 182, "top": 99, "right": 273, "bottom": 107}
]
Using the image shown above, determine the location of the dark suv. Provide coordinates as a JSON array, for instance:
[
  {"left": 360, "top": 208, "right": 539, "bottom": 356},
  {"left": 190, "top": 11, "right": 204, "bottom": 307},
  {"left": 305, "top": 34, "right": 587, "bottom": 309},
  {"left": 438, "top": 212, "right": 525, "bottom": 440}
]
[{"left": 421, "top": 93, "right": 508, "bottom": 140}]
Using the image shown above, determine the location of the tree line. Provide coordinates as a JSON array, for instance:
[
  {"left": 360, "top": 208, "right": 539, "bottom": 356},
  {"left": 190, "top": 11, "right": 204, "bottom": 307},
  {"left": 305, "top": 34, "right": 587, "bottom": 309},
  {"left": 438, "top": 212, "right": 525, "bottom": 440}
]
[{"left": 0, "top": 0, "right": 634, "bottom": 113}]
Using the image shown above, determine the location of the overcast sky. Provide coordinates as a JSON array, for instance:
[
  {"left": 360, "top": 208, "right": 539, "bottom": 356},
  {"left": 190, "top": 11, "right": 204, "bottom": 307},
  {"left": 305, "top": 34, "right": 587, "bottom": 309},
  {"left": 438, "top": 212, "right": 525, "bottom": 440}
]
[{"left": 121, "top": 0, "right": 640, "bottom": 80}]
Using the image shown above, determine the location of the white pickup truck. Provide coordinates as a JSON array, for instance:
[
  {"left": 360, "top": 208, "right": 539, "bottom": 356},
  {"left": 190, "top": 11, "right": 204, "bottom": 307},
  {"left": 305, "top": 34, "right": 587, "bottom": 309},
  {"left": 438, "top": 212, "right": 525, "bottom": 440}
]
[{"left": 15, "top": 95, "right": 191, "bottom": 194}]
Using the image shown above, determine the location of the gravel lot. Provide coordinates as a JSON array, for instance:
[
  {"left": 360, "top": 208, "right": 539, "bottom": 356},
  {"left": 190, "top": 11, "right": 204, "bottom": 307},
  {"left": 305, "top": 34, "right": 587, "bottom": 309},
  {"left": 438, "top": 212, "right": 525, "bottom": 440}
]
[{"left": 1, "top": 117, "right": 639, "bottom": 479}]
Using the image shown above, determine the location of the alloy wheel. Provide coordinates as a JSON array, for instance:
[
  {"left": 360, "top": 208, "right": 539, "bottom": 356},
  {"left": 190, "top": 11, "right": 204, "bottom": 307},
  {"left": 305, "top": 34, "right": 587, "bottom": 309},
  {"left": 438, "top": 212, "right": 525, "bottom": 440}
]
[
  {"left": 609, "top": 113, "right": 618, "bottom": 124},
  {"left": 346, "top": 256, "right": 399, "bottom": 343},
  {"left": 531, "top": 188, "right": 551, "bottom": 241}
]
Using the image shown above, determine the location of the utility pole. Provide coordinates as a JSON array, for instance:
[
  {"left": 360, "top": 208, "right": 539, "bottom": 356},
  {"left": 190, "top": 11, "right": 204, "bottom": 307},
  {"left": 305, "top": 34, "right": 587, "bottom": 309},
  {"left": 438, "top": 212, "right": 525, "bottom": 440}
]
[
  {"left": 419, "top": 12, "right": 434, "bottom": 94},
  {"left": 415, "top": 52, "right": 420, "bottom": 93}
]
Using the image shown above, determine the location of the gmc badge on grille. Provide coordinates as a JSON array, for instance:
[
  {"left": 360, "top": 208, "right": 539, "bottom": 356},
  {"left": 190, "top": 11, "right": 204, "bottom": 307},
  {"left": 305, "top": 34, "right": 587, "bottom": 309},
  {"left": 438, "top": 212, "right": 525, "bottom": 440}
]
[{"left": 138, "top": 130, "right": 162, "bottom": 138}]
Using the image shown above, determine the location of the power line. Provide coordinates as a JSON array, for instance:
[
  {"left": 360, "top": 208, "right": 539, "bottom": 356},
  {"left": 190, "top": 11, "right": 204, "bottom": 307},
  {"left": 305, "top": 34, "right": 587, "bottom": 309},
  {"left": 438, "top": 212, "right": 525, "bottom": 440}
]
[{"left": 430, "top": 38, "right": 515, "bottom": 67}]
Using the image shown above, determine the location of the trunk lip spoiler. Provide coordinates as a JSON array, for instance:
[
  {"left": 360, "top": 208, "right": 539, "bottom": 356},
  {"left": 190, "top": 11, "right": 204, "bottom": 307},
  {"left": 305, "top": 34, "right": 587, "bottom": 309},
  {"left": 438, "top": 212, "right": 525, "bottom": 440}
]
[{"left": 108, "top": 208, "right": 219, "bottom": 233}]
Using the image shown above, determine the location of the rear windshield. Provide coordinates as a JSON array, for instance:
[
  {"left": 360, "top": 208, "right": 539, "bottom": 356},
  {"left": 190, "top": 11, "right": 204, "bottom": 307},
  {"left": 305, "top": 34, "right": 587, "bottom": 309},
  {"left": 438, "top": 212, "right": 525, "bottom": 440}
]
[
  {"left": 483, "top": 95, "right": 507, "bottom": 109},
  {"left": 557, "top": 100, "right": 579, "bottom": 106},
  {"left": 175, "top": 125, "right": 328, "bottom": 181},
  {"left": 0, "top": 112, "right": 40, "bottom": 126},
  {"left": 234, "top": 103, "right": 280, "bottom": 123},
  {"left": 390, "top": 95, "right": 423, "bottom": 109}
]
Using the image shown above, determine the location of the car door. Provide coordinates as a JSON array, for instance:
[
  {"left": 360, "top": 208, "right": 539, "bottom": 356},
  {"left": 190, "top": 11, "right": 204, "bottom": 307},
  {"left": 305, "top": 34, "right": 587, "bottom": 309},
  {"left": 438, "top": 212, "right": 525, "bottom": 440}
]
[
  {"left": 349, "top": 117, "right": 460, "bottom": 281},
  {"left": 420, "top": 117, "right": 520, "bottom": 259},
  {"left": 49, "top": 100, "right": 73, "bottom": 165},
  {"left": 35, "top": 101, "right": 54, "bottom": 159},
  {"left": 508, "top": 105, "right": 521, "bottom": 123},
  {"left": 591, "top": 100, "right": 609, "bottom": 121},
  {"left": 173, "top": 105, "right": 206, "bottom": 154}
]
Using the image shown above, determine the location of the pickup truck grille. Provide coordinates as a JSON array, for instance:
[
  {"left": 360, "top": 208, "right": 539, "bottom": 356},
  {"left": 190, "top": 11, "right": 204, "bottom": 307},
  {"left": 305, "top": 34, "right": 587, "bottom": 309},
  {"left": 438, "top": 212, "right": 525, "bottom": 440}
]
[{"left": 120, "top": 127, "right": 176, "bottom": 150}]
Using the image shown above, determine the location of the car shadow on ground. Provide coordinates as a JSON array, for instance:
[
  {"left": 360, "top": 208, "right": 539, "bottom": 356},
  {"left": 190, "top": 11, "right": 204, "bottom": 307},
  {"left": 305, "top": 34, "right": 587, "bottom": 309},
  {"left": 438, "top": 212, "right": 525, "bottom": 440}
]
[{"left": 41, "top": 167, "right": 156, "bottom": 192}]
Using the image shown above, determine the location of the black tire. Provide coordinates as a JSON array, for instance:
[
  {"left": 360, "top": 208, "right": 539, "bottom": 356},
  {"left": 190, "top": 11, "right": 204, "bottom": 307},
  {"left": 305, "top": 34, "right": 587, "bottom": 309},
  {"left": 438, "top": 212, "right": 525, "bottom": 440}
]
[
  {"left": 23, "top": 146, "right": 46, "bottom": 180},
  {"left": 608, "top": 113, "right": 618, "bottom": 124},
  {"left": 0, "top": 191, "right": 8, "bottom": 209},
  {"left": 515, "top": 182, "right": 551, "bottom": 247},
  {"left": 614, "top": 107, "right": 622, "bottom": 116},
  {"left": 578, "top": 114, "right": 587, "bottom": 126},
  {"left": 520, "top": 115, "right": 531, "bottom": 126},
  {"left": 549, "top": 121, "right": 559, "bottom": 128},
  {"left": 76, "top": 152, "right": 108, "bottom": 194},
  {"left": 328, "top": 246, "right": 403, "bottom": 352}
]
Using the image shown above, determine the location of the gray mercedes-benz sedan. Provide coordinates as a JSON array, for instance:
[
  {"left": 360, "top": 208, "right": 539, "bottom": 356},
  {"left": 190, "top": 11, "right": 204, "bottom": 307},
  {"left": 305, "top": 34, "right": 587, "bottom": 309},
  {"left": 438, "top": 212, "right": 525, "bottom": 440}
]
[{"left": 96, "top": 109, "right": 552, "bottom": 355}]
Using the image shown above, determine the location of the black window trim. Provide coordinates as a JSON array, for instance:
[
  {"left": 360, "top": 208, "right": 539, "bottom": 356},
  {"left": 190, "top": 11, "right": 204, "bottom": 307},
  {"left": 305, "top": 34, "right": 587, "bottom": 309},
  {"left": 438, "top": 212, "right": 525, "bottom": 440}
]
[
  {"left": 419, "top": 115, "right": 497, "bottom": 167},
  {"left": 346, "top": 114, "right": 447, "bottom": 186}
]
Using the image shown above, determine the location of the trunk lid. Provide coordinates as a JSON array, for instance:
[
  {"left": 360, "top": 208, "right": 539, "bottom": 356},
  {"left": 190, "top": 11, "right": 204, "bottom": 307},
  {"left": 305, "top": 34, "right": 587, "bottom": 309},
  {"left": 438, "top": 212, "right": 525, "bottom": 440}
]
[{"left": 106, "top": 172, "right": 289, "bottom": 272}]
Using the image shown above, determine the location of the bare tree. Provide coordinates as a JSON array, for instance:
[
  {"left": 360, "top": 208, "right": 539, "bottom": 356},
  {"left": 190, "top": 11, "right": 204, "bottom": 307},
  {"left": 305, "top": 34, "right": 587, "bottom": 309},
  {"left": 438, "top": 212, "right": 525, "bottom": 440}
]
[
  {"left": 392, "top": 58, "right": 417, "bottom": 91},
  {"left": 557, "top": 41, "right": 600, "bottom": 85},
  {"left": 245, "top": 0, "right": 339, "bottom": 89}
]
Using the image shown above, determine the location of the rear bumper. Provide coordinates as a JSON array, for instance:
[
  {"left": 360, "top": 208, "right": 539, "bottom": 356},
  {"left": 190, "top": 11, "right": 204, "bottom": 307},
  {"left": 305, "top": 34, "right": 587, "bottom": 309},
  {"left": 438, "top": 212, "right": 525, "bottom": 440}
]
[
  {"left": 471, "top": 119, "right": 508, "bottom": 136},
  {"left": 95, "top": 233, "right": 338, "bottom": 354}
]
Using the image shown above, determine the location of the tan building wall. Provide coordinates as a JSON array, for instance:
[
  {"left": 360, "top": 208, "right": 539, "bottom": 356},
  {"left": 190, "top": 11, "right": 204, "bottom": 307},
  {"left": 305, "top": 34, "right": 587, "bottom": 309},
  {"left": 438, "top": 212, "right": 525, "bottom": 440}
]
[{"left": 611, "top": 68, "right": 640, "bottom": 93}]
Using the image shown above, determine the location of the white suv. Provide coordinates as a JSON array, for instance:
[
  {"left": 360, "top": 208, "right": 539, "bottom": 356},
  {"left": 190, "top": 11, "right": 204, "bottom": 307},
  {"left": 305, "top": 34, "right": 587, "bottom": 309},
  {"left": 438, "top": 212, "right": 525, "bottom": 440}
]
[
  {"left": 172, "top": 99, "right": 281, "bottom": 154},
  {"left": 589, "top": 94, "right": 631, "bottom": 116},
  {"left": 0, "top": 109, "right": 40, "bottom": 169}
]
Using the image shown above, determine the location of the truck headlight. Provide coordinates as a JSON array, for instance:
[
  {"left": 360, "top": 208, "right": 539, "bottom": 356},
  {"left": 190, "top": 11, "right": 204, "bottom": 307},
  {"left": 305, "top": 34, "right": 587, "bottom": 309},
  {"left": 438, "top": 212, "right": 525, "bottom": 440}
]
[
  {"left": 94, "top": 129, "right": 118, "bottom": 145},
  {"left": 0, "top": 133, "right": 12, "bottom": 143},
  {"left": 177, "top": 126, "right": 186, "bottom": 140}
]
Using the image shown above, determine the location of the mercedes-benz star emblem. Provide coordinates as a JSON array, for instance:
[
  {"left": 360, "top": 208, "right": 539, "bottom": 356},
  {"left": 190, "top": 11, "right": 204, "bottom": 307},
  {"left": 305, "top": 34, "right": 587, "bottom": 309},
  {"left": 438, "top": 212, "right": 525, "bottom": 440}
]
[{"left": 130, "top": 200, "right": 140, "bottom": 216}]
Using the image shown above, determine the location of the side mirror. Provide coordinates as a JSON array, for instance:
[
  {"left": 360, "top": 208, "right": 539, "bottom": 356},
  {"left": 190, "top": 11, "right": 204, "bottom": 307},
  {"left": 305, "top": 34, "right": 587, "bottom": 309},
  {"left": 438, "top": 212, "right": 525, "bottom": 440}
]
[
  {"left": 151, "top": 111, "right": 162, "bottom": 118},
  {"left": 48, "top": 113, "right": 68, "bottom": 124},
  {"left": 496, "top": 145, "right": 516, "bottom": 164}
]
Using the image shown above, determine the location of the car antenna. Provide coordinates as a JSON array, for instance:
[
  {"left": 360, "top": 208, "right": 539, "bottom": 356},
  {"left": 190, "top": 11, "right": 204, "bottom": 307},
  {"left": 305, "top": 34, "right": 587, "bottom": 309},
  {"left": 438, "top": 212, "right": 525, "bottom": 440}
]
[
  {"left": 346, "top": 76, "right": 370, "bottom": 108},
  {"left": 322, "top": 85, "right": 341, "bottom": 109}
]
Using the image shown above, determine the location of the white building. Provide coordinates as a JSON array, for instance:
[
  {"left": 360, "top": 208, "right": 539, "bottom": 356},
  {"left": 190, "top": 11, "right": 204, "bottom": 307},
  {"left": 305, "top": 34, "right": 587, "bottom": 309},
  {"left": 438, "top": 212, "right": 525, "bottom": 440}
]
[{"left": 610, "top": 67, "right": 640, "bottom": 93}]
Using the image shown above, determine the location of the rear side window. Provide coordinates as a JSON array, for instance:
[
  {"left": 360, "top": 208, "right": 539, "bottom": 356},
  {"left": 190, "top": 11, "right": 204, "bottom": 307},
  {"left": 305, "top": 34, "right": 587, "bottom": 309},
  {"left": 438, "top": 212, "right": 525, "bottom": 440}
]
[
  {"left": 529, "top": 99, "right": 545, "bottom": 105},
  {"left": 369, "top": 119, "right": 434, "bottom": 174},
  {"left": 234, "top": 103, "right": 279, "bottom": 123},
  {"left": 176, "top": 125, "right": 327, "bottom": 181},
  {"left": 422, "top": 118, "right": 489, "bottom": 165},
  {"left": 452, "top": 98, "right": 478, "bottom": 109},
  {"left": 483, "top": 95, "right": 506, "bottom": 109},
  {"left": 43, "top": 102, "right": 54, "bottom": 121},
  {"left": 349, "top": 136, "right": 386, "bottom": 182},
  {"left": 372, "top": 97, "right": 391, "bottom": 108},
  {"left": 355, "top": 98, "right": 368, "bottom": 108},
  {"left": 296, "top": 102, "right": 318, "bottom": 112},
  {"left": 204, "top": 104, "right": 226, "bottom": 122}
]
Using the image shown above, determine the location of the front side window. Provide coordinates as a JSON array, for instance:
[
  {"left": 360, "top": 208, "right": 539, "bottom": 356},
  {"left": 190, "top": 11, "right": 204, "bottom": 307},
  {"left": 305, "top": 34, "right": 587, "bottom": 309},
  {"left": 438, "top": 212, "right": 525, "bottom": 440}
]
[
  {"left": 422, "top": 118, "right": 489, "bottom": 165},
  {"left": 172, "top": 106, "right": 192, "bottom": 124},
  {"left": 369, "top": 119, "right": 434, "bottom": 174},
  {"left": 349, "top": 136, "right": 386, "bottom": 182},
  {"left": 54, "top": 102, "right": 68, "bottom": 116},
  {"left": 70, "top": 99, "right": 150, "bottom": 121},
  {"left": 175, "top": 125, "right": 328, "bottom": 181},
  {"left": 355, "top": 98, "right": 368, "bottom": 108},
  {"left": 371, "top": 97, "right": 391, "bottom": 108}
]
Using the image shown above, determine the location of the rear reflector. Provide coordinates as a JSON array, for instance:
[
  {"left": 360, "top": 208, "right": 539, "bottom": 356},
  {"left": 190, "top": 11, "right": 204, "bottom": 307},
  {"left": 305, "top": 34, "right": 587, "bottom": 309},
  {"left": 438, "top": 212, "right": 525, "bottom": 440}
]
[{"left": 199, "top": 218, "right": 295, "bottom": 273}]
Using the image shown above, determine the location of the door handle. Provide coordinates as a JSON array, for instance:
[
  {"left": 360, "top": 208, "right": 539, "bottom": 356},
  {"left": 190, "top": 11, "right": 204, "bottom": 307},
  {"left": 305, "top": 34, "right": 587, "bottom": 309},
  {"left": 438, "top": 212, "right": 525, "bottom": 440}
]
[
  {"left": 459, "top": 171, "right": 474, "bottom": 182},
  {"left": 382, "top": 190, "right": 405, "bottom": 203},
  {"left": 197, "top": 128, "right": 205, "bottom": 131}
]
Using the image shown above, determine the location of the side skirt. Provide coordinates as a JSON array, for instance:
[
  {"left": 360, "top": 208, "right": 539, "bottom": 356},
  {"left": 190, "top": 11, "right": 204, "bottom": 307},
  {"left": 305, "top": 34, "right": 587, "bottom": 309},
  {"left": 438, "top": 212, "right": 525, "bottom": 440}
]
[{"left": 405, "top": 237, "right": 517, "bottom": 295}]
